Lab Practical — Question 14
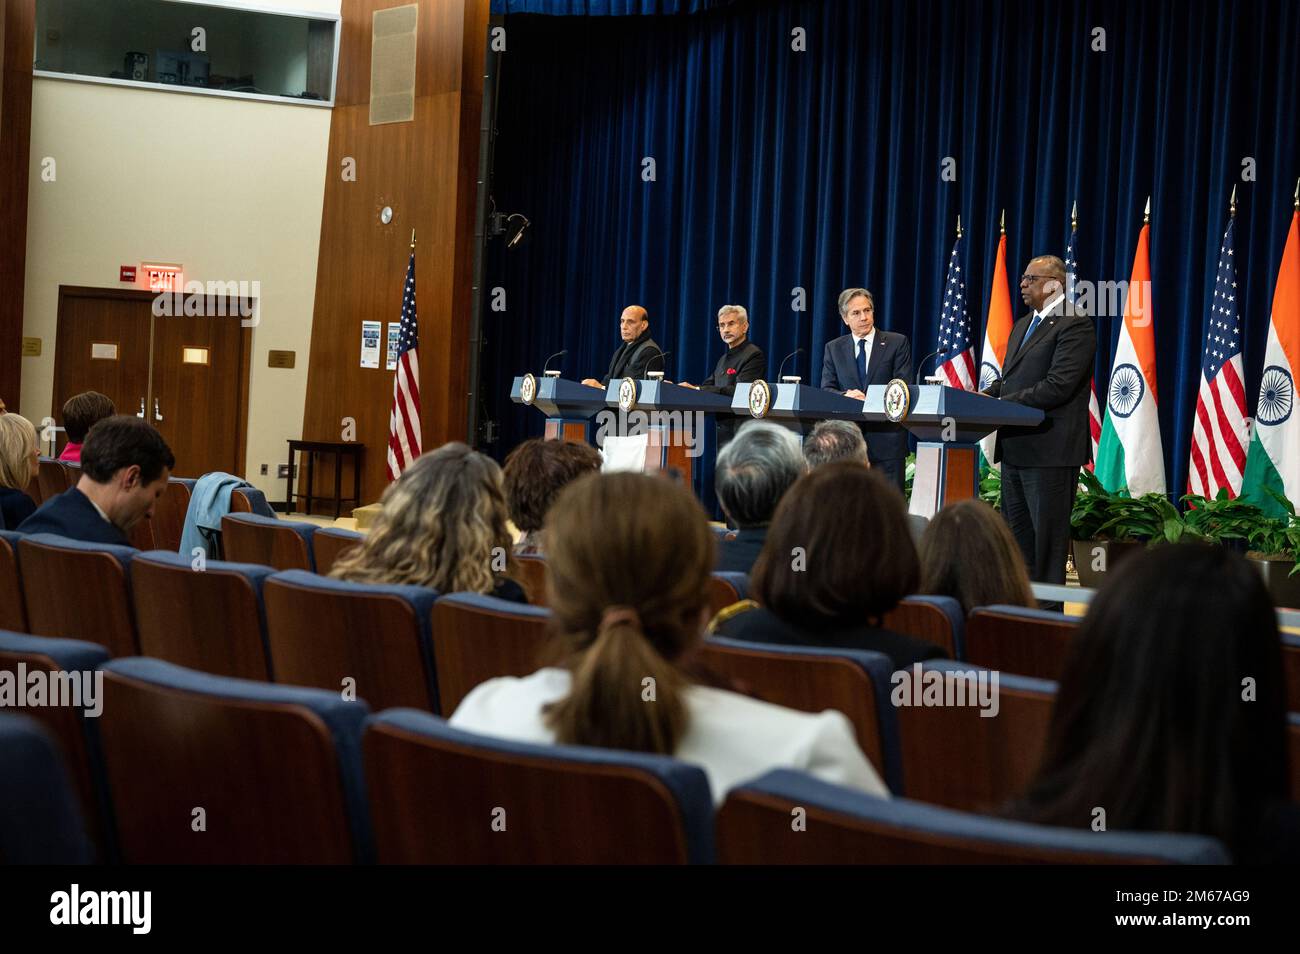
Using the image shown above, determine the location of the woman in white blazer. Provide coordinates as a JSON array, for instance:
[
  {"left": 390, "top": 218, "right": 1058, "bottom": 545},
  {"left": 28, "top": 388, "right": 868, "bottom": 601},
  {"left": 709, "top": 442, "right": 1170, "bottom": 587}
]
[{"left": 450, "top": 470, "right": 887, "bottom": 807}]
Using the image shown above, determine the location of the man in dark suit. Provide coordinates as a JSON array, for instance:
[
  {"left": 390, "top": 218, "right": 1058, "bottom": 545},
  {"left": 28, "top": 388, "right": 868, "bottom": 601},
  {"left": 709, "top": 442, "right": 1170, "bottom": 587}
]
[
  {"left": 820, "top": 287, "right": 913, "bottom": 493},
  {"left": 679, "top": 304, "right": 767, "bottom": 448},
  {"left": 582, "top": 305, "right": 664, "bottom": 388},
  {"left": 19, "top": 415, "right": 174, "bottom": 546},
  {"left": 983, "top": 254, "right": 1095, "bottom": 589}
]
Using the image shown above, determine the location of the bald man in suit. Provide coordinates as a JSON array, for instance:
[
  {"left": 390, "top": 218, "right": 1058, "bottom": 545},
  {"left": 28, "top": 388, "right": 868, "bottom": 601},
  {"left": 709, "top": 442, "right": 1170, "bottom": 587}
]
[{"left": 582, "top": 305, "right": 664, "bottom": 388}]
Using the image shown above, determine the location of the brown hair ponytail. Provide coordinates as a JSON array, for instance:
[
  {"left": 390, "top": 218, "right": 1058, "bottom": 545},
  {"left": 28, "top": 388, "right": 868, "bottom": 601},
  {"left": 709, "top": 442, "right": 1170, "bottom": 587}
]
[{"left": 541, "top": 474, "right": 713, "bottom": 755}]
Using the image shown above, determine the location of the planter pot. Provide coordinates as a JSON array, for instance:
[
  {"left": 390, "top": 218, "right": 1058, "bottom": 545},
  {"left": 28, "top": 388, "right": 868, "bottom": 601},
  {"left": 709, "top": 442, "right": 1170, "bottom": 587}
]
[
  {"left": 1248, "top": 555, "right": 1300, "bottom": 610},
  {"left": 1072, "top": 538, "right": 1145, "bottom": 589}
]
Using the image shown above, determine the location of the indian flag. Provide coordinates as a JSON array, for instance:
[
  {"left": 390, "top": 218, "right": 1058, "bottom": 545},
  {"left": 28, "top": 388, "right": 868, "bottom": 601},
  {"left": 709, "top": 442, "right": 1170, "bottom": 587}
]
[
  {"left": 979, "top": 229, "right": 1014, "bottom": 467},
  {"left": 1095, "top": 214, "right": 1166, "bottom": 496},
  {"left": 1241, "top": 205, "right": 1300, "bottom": 517}
]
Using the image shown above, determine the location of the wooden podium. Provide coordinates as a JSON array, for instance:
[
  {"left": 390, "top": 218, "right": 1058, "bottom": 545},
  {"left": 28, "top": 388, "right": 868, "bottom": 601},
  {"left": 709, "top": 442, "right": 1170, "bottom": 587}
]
[
  {"left": 602, "top": 376, "right": 735, "bottom": 484},
  {"left": 510, "top": 373, "right": 608, "bottom": 442},
  {"left": 863, "top": 383, "right": 1044, "bottom": 518}
]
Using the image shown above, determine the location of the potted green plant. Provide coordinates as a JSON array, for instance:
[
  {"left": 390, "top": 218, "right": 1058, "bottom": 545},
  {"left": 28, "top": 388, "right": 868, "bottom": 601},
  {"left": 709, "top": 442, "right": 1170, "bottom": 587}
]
[
  {"left": 1179, "top": 489, "right": 1263, "bottom": 553},
  {"left": 1245, "top": 491, "right": 1300, "bottom": 609},
  {"left": 1071, "top": 470, "right": 1193, "bottom": 587}
]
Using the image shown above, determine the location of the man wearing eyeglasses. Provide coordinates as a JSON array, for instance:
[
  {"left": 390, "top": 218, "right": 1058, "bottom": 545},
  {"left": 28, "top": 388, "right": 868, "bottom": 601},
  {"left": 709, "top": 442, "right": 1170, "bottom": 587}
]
[
  {"left": 679, "top": 305, "right": 767, "bottom": 447},
  {"left": 982, "top": 255, "right": 1095, "bottom": 594}
]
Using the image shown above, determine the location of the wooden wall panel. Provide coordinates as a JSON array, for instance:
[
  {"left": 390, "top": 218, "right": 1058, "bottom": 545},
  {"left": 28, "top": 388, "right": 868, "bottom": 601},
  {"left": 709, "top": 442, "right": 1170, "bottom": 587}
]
[
  {"left": 301, "top": 0, "right": 489, "bottom": 508},
  {"left": 0, "top": 1, "right": 35, "bottom": 411}
]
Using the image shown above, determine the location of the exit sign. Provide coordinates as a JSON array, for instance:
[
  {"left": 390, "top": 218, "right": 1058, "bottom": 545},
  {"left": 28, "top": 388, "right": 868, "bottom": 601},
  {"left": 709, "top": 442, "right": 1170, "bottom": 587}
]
[
  {"left": 120, "top": 265, "right": 137, "bottom": 283},
  {"left": 142, "top": 264, "right": 183, "bottom": 292}
]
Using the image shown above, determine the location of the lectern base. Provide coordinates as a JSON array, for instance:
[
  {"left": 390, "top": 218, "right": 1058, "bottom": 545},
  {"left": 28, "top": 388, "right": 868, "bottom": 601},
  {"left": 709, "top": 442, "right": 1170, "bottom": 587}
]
[
  {"left": 544, "top": 417, "right": 590, "bottom": 443},
  {"left": 909, "top": 441, "right": 980, "bottom": 519}
]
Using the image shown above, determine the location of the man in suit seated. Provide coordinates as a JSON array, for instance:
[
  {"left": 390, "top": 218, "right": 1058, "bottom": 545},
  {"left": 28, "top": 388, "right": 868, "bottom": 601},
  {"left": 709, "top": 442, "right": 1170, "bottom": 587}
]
[
  {"left": 581, "top": 305, "right": 663, "bottom": 388},
  {"left": 713, "top": 421, "right": 805, "bottom": 573},
  {"left": 820, "top": 287, "right": 913, "bottom": 493},
  {"left": 983, "top": 254, "right": 1095, "bottom": 593},
  {"left": 678, "top": 304, "right": 767, "bottom": 448},
  {"left": 19, "top": 415, "right": 174, "bottom": 546}
]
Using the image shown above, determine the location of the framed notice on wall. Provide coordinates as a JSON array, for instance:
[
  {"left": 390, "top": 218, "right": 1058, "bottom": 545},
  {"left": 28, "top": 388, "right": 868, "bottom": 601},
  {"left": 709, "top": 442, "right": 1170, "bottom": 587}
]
[
  {"left": 360, "top": 320, "right": 382, "bottom": 368},
  {"left": 386, "top": 322, "right": 401, "bottom": 371}
]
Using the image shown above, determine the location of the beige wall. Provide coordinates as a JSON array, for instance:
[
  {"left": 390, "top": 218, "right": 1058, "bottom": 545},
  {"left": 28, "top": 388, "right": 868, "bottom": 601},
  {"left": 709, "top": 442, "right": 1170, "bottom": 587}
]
[{"left": 20, "top": 0, "right": 340, "bottom": 496}]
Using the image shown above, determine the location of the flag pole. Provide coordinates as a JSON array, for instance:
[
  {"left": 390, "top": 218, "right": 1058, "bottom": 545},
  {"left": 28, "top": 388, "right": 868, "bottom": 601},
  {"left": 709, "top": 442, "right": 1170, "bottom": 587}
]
[
  {"left": 999, "top": 209, "right": 1005, "bottom": 236},
  {"left": 410, "top": 229, "right": 417, "bottom": 250},
  {"left": 1294, "top": 177, "right": 1298, "bottom": 209},
  {"left": 1230, "top": 184, "right": 1237, "bottom": 218},
  {"left": 956, "top": 214, "right": 963, "bottom": 240},
  {"left": 1071, "top": 199, "right": 1078, "bottom": 232},
  {"left": 1144, "top": 196, "right": 1151, "bottom": 224}
]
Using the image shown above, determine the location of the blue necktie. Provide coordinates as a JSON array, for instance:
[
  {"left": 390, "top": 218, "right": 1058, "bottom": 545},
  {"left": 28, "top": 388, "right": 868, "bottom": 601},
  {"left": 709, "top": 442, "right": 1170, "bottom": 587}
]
[
  {"left": 856, "top": 338, "right": 867, "bottom": 388},
  {"left": 1020, "top": 313, "right": 1043, "bottom": 352}
]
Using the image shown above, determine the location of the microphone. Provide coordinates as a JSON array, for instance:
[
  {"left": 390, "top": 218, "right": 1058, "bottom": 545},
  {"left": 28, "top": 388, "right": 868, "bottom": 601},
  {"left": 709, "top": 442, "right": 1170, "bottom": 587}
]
[
  {"left": 541, "top": 349, "right": 568, "bottom": 375},
  {"left": 647, "top": 349, "right": 671, "bottom": 375},
  {"left": 915, "top": 348, "right": 949, "bottom": 385},
  {"left": 776, "top": 347, "right": 804, "bottom": 381}
]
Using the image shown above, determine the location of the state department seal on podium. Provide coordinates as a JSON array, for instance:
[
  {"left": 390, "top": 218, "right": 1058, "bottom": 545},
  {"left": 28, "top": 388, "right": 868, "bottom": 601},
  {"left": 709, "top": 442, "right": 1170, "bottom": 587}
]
[
  {"left": 884, "top": 378, "right": 911, "bottom": 423},
  {"left": 519, "top": 372, "right": 538, "bottom": 406},
  {"left": 747, "top": 379, "right": 772, "bottom": 419},
  {"left": 618, "top": 376, "right": 639, "bottom": 413}
]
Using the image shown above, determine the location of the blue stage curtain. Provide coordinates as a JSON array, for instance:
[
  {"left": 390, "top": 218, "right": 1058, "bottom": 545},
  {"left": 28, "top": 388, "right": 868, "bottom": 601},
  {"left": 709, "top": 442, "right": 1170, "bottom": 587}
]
[{"left": 483, "top": 0, "right": 1300, "bottom": 507}]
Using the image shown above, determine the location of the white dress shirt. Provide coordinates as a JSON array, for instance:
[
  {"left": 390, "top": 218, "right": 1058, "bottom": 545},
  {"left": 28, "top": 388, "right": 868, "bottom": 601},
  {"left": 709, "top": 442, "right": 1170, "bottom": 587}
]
[{"left": 450, "top": 667, "right": 888, "bottom": 807}]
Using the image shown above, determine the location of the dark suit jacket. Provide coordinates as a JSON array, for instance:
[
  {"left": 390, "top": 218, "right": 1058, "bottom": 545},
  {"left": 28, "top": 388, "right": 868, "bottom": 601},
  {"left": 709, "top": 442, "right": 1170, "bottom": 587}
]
[
  {"left": 0, "top": 487, "right": 36, "bottom": 531},
  {"left": 599, "top": 330, "right": 663, "bottom": 386},
  {"left": 820, "top": 329, "right": 913, "bottom": 462},
  {"left": 698, "top": 339, "right": 767, "bottom": 396},
  {"left": 714, "top": 604, "right": 945, "bottom": 671},
  {"left": 714, "top": 527, "right": 767, "bottom": 574},
  {"left": 700, "top": 339, "right": 767, "bottom": 446},
  {"left": 985, "top": 299, "right": 1096, "bottom": 467},
  {"left": 17, "top": 487, "right": 129, "bottom": 546}
]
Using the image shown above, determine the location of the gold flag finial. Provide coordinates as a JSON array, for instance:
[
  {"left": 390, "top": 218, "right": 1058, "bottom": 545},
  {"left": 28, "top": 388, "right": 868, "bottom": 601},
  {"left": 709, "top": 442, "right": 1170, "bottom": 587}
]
[
  {"left": 1230, "top": 184, "right": 1237, "bottom": 218},
  {"left": 999, "top": 209, "right": 1005, "bottom": 235},
  {"left": 410, "top": 229, "right": 417, "bottom": 249},
  {"left": 1144, "top": 196, "right": 1151, "bottom": 224},
  {"left": 956, "top": 214, "right": 963, "bottom": 239},
  {"left": 1071, "top": 199, "right": 1078, "bottom": 230},
  {"left": 1294, "top": 178, "right": 1299, "bottom": 209}
]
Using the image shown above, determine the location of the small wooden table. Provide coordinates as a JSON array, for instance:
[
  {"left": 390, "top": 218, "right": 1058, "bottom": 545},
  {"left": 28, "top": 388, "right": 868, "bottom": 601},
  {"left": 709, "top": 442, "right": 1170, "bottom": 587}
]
[{"left": 286, "top": 440, "right": 363, "bottom": 518}]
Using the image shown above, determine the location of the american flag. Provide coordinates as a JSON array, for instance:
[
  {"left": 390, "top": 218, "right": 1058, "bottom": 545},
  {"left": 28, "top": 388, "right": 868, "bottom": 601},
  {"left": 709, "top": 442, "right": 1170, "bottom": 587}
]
[
  {"left": 386, "top": 251, "right": 423, "bottom": 480},
  {"left": 1187, "top": 216, "right": 1248, "bottom": 498},
  {"left": 936, "top": 232, "right": 977, "bottom": 389},
  {"left": 1066, "top": 223, "right": 1102, "bottom": 470}
]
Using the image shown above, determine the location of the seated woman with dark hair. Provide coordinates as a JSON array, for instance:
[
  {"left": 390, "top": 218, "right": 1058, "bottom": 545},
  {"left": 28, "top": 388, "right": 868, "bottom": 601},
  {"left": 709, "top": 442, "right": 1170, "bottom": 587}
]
[
  {"left": 502, "top": 437, "right": 602, "bottom": 556},
  {"left": 1008, "top": 543, "right": 1299, "bottom": 863},
  {"left": 331, "top": 442, "right": 526, "bottom": 602},
  {"left": 450, "top": 471, "right": 886, "bottom": 805},
  {"left": 58, "top": 391, "right": 116, "bottom": 464},
  {"left": 917, "top": 499, "right": 1035, "bottom": 614},
  {"left": 0, "top": 413, "right": 40, "bottom": 531},
  {"left": 712, "top": 462, "right": 945, "bottom": 669}
]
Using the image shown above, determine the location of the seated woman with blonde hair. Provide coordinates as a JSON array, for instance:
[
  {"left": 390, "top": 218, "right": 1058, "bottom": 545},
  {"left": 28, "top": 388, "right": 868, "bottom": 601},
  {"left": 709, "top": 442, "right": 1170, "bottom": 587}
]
[
  {"left": 330, "top": 442, "right": 526, "bottom": 602},
  {"left": 0, "top": 413, "right": 40, "bottom": 531},
  {"left": 917, "top": 498, "right": 1035, "bottom": 614},
  {"left": 450, "top": 471, "right": 887, "bottom": 805}
]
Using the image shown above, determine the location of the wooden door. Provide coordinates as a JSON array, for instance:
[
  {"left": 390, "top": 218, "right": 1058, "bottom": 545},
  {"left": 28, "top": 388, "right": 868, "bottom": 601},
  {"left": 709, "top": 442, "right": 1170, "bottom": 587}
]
[
  {"left": 150, "top": 300, "right": 251, "bottom": 479},
  {"left": 52, "top": 287, "right": 153, "bottom": 436}
]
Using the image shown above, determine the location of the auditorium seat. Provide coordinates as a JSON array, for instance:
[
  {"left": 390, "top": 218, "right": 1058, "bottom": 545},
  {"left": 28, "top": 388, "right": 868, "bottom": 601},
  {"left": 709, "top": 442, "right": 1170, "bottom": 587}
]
[
  {"left": 18, "top": 534, "right": 138, "bottom": 657},
  {"left": 150, "top": 479, "right": 195, "bottom": 553},
  {"left": 94, "top": 658, "right": 372, "bottom": 864},
  {"left": 0, "top": 631, "right": 112, "bottom": 859},
  {"left": 0, "top": 712, "right": 94, "bottom": 864},
  {"left": 698, "top": 636, "right": 902, "bottom": 791},
  {"left": 312, "top": 527, "right": 364, "bottom": 576},
  {"left": 0, "top": 531, "right": 27, "bottom": 632},
  {"left": 715, "top": 769, "right": 1229, "bottom": 864},
  {"left": 514, "top": 554, "right": 548, "bottom": 606},
  {"left": 263, "top": 570, "right": 439, "bottom": 711},
  {"left": 895, "top": 660, "right": 1056, "bottom": 812},
  {"left": 965, "top": 604, "right": 1079, "bottom": 681},
  {"left": 37, "top": 457, "right": 72, "bottom": 501},
  {"left": 884, "top": 595, "right": 965, "bottom": 659},
  {"left": 364, "top": 709, "right": 714, "bottom": 864},
  {"left": 430, "top": 594, "right": 552, "bottom": 716},
  {"left": 708, "top": 571, "right": 749, "bottom": 616},
  {"left": 221, "top": 513, "right": 316, "bottom": 571},
  {"left": 131, "top": 551, "right": 274, "bottom": 681},
  {"left": 1283, "top": 632, "right": 1300, "bottom": 714},
  {"left": 229, "top": 487, "right": 271, "bottom": 514}
]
